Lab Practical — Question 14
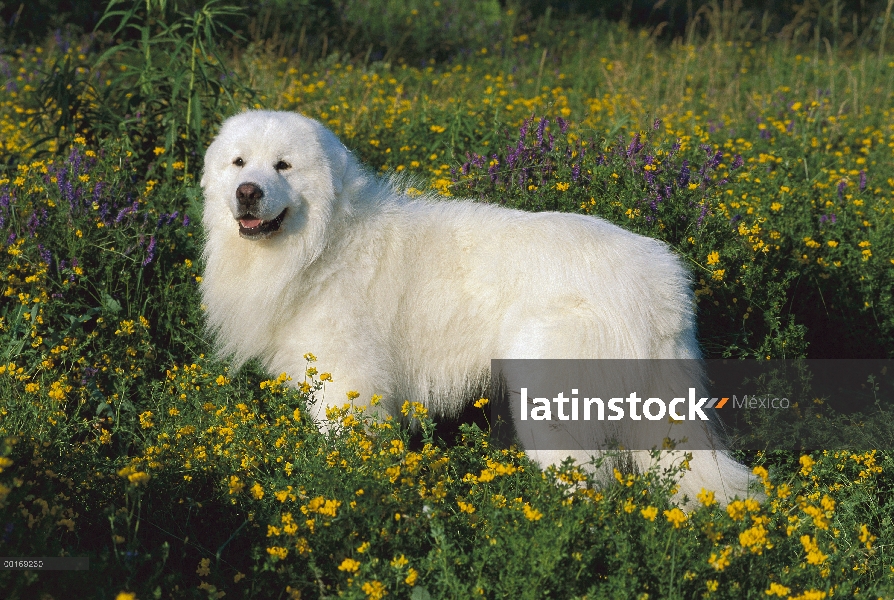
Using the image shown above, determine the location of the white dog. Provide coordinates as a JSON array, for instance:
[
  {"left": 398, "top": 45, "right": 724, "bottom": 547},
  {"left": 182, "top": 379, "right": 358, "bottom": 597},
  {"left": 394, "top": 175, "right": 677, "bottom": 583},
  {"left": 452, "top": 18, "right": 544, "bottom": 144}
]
[{"left": 200, "top": 110, "right": 752, "bottom": 503}]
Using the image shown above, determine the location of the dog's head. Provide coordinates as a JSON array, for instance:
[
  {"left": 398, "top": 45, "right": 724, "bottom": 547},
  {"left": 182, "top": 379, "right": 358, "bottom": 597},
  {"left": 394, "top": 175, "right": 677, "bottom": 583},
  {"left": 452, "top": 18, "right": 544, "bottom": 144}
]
[{"left": 201, "top": 110, "right": 350, "bottom": 242}]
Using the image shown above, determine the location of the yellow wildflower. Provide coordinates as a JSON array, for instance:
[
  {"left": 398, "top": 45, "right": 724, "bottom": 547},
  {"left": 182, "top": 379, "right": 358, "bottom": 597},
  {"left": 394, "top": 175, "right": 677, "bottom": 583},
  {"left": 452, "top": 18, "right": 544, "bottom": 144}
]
[
  {"left": 361, "top": 580, "right": 387, "bottom": 599},
  {"left": 697, "top": 488, "right": 716, "bottom": 507},
  {"left": 196, "top": 558, "right": 211, "bottom": 576},
  {"left": 799, "top": 454, "right": 815, "bottom": 476},
  {"left": 338, "top": 557, "right": 360, "bottom": 572},
  {"left": 664, "top": 507, "right": 687, "bottom": 528},
  {"left": 708, "top": 547, "right": 731, "bottom": 571},
  {"left": 250, "top": 482, "right": 264, "bottom": 500}
]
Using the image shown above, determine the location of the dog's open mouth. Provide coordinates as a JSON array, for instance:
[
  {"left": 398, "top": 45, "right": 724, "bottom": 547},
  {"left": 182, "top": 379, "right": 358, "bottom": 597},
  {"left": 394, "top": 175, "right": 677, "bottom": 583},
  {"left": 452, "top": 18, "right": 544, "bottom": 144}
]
[{"left": 238, "top": 209, "right": 287, "bottom": 238}]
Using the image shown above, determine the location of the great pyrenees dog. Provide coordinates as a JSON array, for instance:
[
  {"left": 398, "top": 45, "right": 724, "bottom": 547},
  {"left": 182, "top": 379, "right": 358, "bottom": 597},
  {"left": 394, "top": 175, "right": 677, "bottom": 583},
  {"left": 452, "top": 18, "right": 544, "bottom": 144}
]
[{"left": 200, "top": 110, "right": 752, "bottom": 503}]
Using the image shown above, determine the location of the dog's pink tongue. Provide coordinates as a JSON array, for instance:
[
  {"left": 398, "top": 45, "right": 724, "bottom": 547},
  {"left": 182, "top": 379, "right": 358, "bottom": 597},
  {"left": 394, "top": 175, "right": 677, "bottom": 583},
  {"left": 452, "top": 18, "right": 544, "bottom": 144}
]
[{"left": 240, "top": 217, "right": 262, "bottom": 229}]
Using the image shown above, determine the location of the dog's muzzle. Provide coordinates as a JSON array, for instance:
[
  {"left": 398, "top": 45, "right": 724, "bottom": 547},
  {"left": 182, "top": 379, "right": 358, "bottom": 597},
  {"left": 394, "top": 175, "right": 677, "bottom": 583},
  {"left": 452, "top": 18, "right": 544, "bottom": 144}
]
[{"left": 237, "top": 208, "right": 287, "bottom": 239}]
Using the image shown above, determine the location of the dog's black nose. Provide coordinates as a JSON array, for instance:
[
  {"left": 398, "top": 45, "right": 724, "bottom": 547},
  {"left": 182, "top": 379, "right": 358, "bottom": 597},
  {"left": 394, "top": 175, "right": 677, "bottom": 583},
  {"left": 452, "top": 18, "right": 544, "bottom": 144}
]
[{"left": 236, "top": 182, "right": 263, "bottom": 211}]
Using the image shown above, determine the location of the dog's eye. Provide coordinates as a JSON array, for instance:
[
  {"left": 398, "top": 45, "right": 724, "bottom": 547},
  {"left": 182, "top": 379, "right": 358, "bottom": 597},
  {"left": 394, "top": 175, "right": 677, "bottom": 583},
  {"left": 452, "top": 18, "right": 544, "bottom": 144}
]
[
  {"left": 274, "top": 160, "right": 291, "bottom": 172},
  {"left": 233, "top": 157, "right": 244, "bottom": 167}
]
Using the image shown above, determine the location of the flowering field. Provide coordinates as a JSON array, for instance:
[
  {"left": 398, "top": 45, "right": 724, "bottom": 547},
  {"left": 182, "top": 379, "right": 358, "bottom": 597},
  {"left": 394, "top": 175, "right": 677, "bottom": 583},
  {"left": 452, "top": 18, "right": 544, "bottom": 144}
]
[{"left": 1, "top": 3, "right": 894, "bottom": 599}]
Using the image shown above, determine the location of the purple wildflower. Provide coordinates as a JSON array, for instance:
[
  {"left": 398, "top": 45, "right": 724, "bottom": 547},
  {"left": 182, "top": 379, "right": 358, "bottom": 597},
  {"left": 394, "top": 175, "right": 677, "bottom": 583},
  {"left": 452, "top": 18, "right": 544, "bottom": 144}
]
[
  {"left": 627, "top": 134, "right": 642, "bottom": 158},
  {"left": 653, "top": 118, "right": 661, "bottom": 130},
  {"left": 519, "top": 117, "right": 530, "bottom": 141},
  {"left": 536, "top": 117, "right": 548, "bottom": 147},
  {"left": 677, "top": 160, "right": 690, "bottom": 187},
  {"left": 38, "top": 244, "right": 52, "bottom": 266},
  {"left": 115, "top": 202, "right": 136, "bottom": 223},
  {"left": 93, "top": 182, "right": 105, "bottom": 205},
  {"left": 55, "top": 166, "right": 68, "bottom": 194},
  {"left": 80, "top": 366, "right": 99, "bottom": 386},
  {"left": 142, "top": 236, "right": 157, "bottom": 267},
  {"left": 731, "top": 155, "right": 744, "bottom": 170},
  {"left": 557, "top": 116, "right": 568, "bottom": 134},
  {"left": 182, "top": 215, "right": 190, "bottom": 227},
  {"left": 859, "top": 170, "right": 866, "bottom": 191},
  {"left": 26, "top": 209, "right": 46, "bottom": 237},
  {"left": 71, "top": 147, "right": 83, "bottom": 176},
  {"left": 837, "top": 180, "right": 847, "bottom": 200},
  {"left": 697, "top": 202, "right": 709, "bottom": 228}
]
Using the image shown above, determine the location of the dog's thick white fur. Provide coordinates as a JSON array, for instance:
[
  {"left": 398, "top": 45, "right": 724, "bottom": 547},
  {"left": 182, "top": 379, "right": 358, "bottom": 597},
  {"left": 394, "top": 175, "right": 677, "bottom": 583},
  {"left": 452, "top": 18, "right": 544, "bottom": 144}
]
[{"left": 200, "top": 110, "right": 752, "bottom": 503}]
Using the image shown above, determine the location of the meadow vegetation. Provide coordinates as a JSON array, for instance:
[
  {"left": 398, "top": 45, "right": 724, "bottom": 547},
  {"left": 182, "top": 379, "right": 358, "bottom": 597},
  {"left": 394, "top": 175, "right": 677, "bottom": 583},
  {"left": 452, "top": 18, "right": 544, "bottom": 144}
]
[{"left": 1, "top": 0, "right": 894, "bottom": 597}]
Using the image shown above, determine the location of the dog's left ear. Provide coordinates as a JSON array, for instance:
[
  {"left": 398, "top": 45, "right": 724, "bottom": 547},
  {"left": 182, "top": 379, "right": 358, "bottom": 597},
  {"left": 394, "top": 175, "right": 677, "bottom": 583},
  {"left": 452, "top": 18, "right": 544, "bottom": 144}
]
[{"left": 315, "top": 124, "right": 354, "bottom": 199}]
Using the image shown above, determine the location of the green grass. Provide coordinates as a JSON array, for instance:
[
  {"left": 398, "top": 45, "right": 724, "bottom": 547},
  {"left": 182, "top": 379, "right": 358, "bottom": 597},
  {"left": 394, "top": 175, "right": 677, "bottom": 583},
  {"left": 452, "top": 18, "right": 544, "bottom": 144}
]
[{"left": 1, "top": 1, "right": 894, "bottom": 598}]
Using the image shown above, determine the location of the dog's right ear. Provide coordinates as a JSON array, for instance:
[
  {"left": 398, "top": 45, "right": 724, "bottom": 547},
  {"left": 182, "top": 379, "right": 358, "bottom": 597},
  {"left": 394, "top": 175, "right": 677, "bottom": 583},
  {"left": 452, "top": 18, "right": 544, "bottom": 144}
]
[
  {"left": 329, "top": 144, "right": 349, "bottom": 199},
  {"left": 200, "top": 136, "right": 222, "bottom": 190}
]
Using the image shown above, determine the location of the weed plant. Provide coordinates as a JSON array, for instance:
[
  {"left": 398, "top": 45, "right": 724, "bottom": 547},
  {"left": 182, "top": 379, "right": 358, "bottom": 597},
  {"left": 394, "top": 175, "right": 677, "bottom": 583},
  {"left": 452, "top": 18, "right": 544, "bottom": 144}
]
[{"left": 22, "top": 0, "right": 252, "bottom": 181}]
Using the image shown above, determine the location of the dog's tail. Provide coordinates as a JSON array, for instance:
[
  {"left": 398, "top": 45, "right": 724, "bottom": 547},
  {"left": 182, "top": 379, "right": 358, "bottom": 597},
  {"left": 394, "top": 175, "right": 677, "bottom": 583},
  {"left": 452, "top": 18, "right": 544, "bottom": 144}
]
[{"left": 660, "top": 449, "right": 755, "bottom": 506}]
